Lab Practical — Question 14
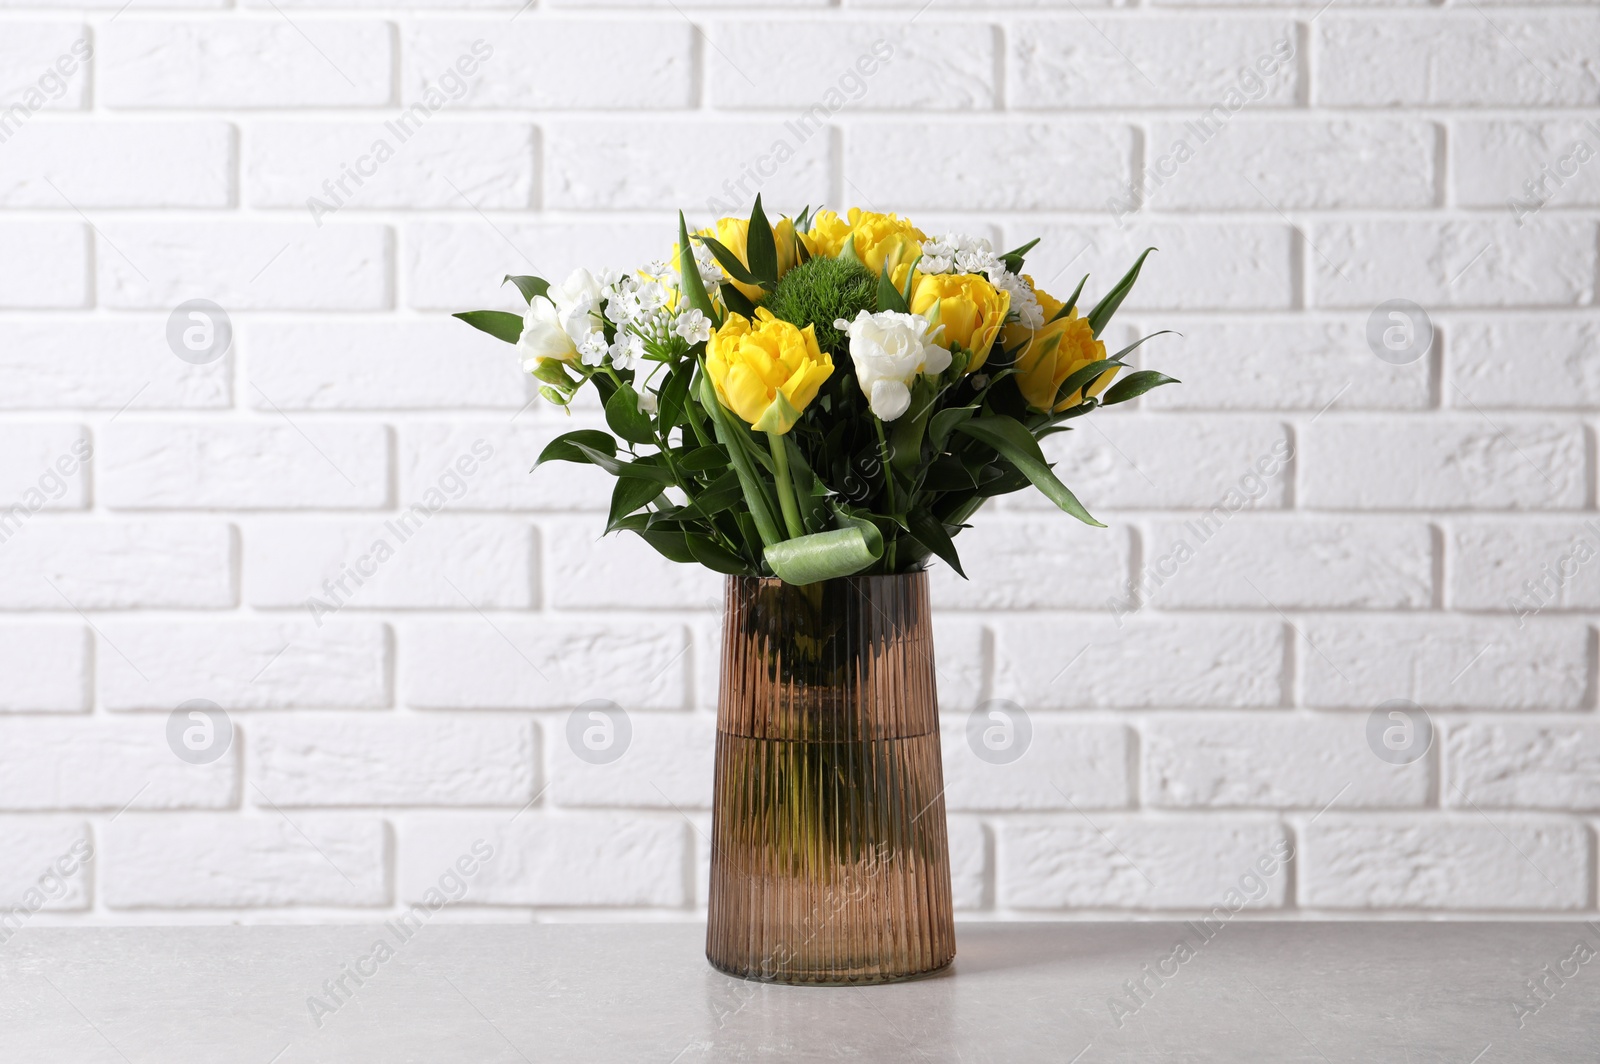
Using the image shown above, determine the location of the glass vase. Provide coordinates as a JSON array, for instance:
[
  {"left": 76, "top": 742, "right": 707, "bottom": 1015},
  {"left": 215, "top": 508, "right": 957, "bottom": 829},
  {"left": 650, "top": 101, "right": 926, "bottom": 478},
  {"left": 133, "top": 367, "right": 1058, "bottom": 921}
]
[{"left": 706, "top": 572, "right": 956, "bottom": 985}]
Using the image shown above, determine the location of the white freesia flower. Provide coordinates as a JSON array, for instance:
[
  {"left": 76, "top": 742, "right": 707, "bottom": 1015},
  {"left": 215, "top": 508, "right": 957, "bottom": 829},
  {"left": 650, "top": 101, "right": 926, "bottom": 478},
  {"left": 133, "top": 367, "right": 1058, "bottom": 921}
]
[
  {"left": 547, "top": 268, "right": 606, "bottom": 344},
  {"left": 637, "top": 389, "right": 659, "bottom": 415},
  {"left": 835, "top": 309, "right": 951, "bottom": 421},
  {"left": 518, "top": 296, "right": 578, "bottom": 369},
  {"left": 674, "top": 308, "right": 712, "bottom": 345}
]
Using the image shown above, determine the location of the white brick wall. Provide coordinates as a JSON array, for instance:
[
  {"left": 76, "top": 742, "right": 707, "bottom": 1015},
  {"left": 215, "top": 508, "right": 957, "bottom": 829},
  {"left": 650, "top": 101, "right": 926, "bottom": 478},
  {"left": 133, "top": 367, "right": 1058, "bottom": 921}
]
[{"left": 1, "top": 0, "right": 1597, "bottom": 928}]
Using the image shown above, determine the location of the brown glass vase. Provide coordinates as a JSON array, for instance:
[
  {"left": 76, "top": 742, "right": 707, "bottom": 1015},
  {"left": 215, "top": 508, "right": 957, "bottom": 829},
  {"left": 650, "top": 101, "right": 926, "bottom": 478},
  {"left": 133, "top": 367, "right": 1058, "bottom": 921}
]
[{"left": 706, "top": 572, "right": 956, "bottom": 985}]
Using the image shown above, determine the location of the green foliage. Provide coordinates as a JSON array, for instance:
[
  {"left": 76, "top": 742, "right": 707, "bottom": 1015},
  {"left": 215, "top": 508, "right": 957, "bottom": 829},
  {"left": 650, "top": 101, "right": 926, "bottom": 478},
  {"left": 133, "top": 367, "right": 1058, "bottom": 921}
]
[{"left": 765, "top": 255, "right": 877, "bottom": 356}]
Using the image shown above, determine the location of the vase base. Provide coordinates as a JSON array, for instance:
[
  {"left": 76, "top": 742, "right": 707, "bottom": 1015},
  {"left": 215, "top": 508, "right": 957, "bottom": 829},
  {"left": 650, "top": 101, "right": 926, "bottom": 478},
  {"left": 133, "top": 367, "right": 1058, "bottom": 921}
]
[{"left": 705, "top": 951, "right": 955, "bottom": 987}]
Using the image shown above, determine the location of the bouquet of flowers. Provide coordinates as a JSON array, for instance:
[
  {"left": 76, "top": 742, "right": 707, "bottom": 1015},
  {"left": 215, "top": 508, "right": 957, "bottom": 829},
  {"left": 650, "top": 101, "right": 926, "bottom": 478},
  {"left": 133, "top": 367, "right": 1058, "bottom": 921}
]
[{"left": 456, "top": 199, "right": 1176, "bottom": 585}]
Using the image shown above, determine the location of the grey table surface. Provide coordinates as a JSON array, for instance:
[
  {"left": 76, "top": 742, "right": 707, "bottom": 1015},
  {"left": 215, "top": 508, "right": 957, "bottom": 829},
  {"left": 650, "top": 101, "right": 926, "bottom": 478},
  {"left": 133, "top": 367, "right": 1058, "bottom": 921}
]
[{"left": 1, "top": 922, "right": 1595, "bottom": 1063}]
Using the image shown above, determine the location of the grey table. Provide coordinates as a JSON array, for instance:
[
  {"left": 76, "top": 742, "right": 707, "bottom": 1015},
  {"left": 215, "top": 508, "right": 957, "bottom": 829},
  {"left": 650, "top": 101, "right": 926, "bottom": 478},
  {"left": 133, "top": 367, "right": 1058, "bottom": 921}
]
[{"left": 1, "top": 923, "right": 1594, "bottom": 1062}]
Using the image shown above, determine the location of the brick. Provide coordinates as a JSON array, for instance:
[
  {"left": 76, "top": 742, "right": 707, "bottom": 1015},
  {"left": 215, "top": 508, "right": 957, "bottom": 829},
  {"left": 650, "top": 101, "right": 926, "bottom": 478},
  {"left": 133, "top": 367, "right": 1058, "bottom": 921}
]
[
  {"left": 1300, "top": 816, "right": 1589, "bottom": 910},
  {"left": 847, "top": 121, "right": 1133, "bottom": 210},
  {"left": 1301, "top": 417, "right": 1586, "bottom": 511},
  {"left": 710, "top": 23, "right": 994, "bottom": 109},
  {"left": 1018, "top": 222, "right": 1295, "bottom": 311},
  {"left": 1451, "top": 318, "right": 1600, "bottom": 409},
  {"left": 398, "top": 421, "right": 614, "bottom": 513},
  {"left": 0, "top": 719, "right": 235, "bottom": 810},
  {"left": 97, "top": 223, "right": 391, "bottom": 311},
  {"left": 98, "top": 621, "right": 389, "bottom": 711},
  {"left": 404, "top": 620, "right": 689, "bottom": 710},
  {"left": 252, "top": 715, "right": 537, "bottom": 807},
  {"left": 545, "top": 121, "right": 830, "bottom": 211},
  {"left": 928, "top": 519, "right": 1131, "bottom": 610},
  {"left": 1316, "top": 13, "right": 1600, "bottom": 107},
  {"left": 1146, "top": 119, "right": 1437, "bottom": 210},
  {"left": 101, "top": 20, "right": 393, "bottom": 108},
  {"left": 1000, "top": 818, "right": 1289, "bottom": 909},
  {"left": 941, "top": 717, "right": 1130, "bottom": 811},
  {"left": 0, "top": 522, "right": 233, "bottom": 610},
  {"left": 1136, "top": 318, "right": 1432, "bottom": 411},
  {"left": 0, "top": 424, "right": 90, "bottom": 509},
  {"left": 0, "top": 121, "right": 232, "bottom": 207},
  {"left": 1447, "top": 720, "right": 1600, "bottom": 810},
  {"left": 101, "top": 423, "right": 390, "bottom": 510},
  {"left": 247, "top": 321, "right": 527, "bottom": 410},
  {"left": 404, "top": 220, "right": 666, "bottom": 311},
  {"left": 1450, "top": 518, "right": 1600, "bottom": 612},
  {"left": 550, "top": 712, "right": 714, "bottom": 809},
  {"left": 104, "top": 815, "right": 388, "bottom": 908},
  {"left": 1018, "top": 415, "right": 1292, "bottom": 512},
  {"left": 243, "top": 517, "right": 535, "bottom": 611},
  {"left": 1453, "top": 119, "right": 1600, "bottom": 210},
  {"left": 398, "top": 814, "right": 687, "bottom": 907},
  {"left": 1144, "top": 714, "right": 1430, "bottom": 809},
  {"left": 1144, "top": 518, "right": 1434, "bottom": 610},
  {"left": 1298, "top": 618, "right": 1589, "bottom": 711},
  {"left": 0, "top": 320, "right": 231, "bottom": 411},
  {"left": 930, "top": 616, "right": 987, "bottom": 713},
  {"left": 0, "top": 625, "right": 88, "bottom": 712},
  {"left": 1308, "top": 219, "right": 1596, "bottom": 308},
  {"left": 0, "top": 820, "right": 92, "bottom": 911},
  {"left": 544, "top": 517, "right": 722, "bottom": 610},
  {"left": 0, "top": 23, "right": 90, "bottom": 111},
  {"left": 1010, "top": 18, "right": 1299, "bottom": 109},
  {"left": 245, "top": 122, "right": 535, "bottom": 210},
  {"left": 947, "top": 815, "right": 987, "bottom": 910},
  {"left": 994, "top": 617, "right": 1285, "bottom": 708},
  {"left": 400, "top": 21, "right": 693, "bottom": 109},
  {"left": 0, "top": 223, "right": 88, "bottom": 308}
]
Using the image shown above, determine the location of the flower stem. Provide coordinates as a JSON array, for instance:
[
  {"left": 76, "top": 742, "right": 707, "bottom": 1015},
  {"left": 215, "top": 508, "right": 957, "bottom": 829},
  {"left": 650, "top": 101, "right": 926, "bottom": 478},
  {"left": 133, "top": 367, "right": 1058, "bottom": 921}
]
[
  {"left": 873, "top": 417, "right": 899, "bottom": 571},
  {"left": 766, "top": 431, "right": 805, "bottom": 540}
]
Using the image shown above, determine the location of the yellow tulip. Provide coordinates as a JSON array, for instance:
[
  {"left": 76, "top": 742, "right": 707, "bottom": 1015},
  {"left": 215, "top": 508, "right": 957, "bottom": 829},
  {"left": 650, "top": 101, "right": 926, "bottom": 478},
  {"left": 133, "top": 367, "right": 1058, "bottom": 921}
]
[
  {"left": 1006, "top": 281, "right": 1119, "bottom": 412},
  {"left": 705, "top": 308, "right": 833, "bottom": 434},
  {"left": 897, "top": 269, "right": 1011, "bottom": 372},
  {"left": 801, "top": 208, "right": 927, "bottom": 274}
]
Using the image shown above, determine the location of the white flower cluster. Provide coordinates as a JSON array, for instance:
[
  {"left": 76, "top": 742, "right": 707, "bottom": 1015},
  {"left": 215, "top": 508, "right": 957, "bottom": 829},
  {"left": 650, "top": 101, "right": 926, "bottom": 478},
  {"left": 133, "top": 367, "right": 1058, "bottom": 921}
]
[
  {"left": 915, "top": 233, "right": 1043, "bottom": 330},
  {"left": 519, "top": 266, "right": 714, "bottom": 382}
]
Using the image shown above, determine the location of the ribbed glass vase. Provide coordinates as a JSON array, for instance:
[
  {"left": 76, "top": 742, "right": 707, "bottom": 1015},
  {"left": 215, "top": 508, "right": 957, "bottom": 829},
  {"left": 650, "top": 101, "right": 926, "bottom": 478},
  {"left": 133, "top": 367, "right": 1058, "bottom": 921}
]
[{"left": 706, "top": 573, "right": 956, "bottom": 985}]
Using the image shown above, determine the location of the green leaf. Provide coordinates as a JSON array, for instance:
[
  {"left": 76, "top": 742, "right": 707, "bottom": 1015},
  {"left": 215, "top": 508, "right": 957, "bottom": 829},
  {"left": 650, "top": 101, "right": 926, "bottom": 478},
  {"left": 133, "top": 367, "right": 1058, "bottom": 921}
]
[
  {"left": 698, "top": 369, "right": 783, "bottom": 548},
  {"left": 535, "top": 429, "right": 617, "bottom": 468},
  {"left": 658, "top": 364, "right": 693, "bottom": 429},
  {"left": 746, "top": 194, "right": 779, "bottom": 284},
  {"left": 928, "top": 404, "right": 977, "bottom": 451},
  {"left": 679, "top": 445, "right": 729, "bottom": 472},
  {"left": 763, "top": 525, "right": 883, "bottom": 585},
  {"left": 696, "top": 235, "right": 762, "bottom": 286},
  {"left": 999, "top": 237, "right": 1040, "bottom": 274},
  {"left": 907, "top": 510, "right": 966, "bottom": 579},
  {"left": 677, "top": 212, "right": 718, "bottom": 325},
  {"left": 877, "top": 262, "right": 908, "bottom": 314},
  {"left": 1052, "top": 359, "right": 1127, "bottom": 409},
  {"left": 686, "top": 533, "right": 752, "bottom": 575},
  {"left": 1086, "top": 247, "right": 1154, "bottom": 338},
  {"left": 453, "top": 310, "right": 523, "bottom": 345},
  {"left": 921, "top": 456, "right": 978, "bottom": 492},
  {"left": 1109, "top": 330, "right": 1180, "bottom": 362},
  {"left": 632, "top": 529, "right": 695, "bottom": 565},
  {"left": 719, "top": 281, "right": 756, "bottom": 318},
  {"left": 691, "top": 470, "right": 745, "bottom": 515},
  {"left": 954, "top": 415, "right": 1104, "bottom": 527},
  {"left": 1101, "top": 370, "right": 1181, "bottom": 406},
  {"left": 604, "top": 382, "right": 656, "bottom": 445},
  {"left": 1053, "top": 274, "right": 1089, "bottom": 323},
  {"left": 502, "top": 275, "right": 549, "bottom": 303},
  {"left": 571, "top": 441, "right": 675, "bottom": 484},
  {"left": 608, "top": 476, "right": 665, "bottom": 531}
]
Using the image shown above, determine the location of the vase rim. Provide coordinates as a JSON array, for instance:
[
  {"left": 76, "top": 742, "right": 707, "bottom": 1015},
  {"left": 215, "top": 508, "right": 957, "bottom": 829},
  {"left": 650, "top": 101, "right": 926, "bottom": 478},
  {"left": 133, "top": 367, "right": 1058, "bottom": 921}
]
[{"left": 725, "top": 570, "right": 928, "bottom": 589}]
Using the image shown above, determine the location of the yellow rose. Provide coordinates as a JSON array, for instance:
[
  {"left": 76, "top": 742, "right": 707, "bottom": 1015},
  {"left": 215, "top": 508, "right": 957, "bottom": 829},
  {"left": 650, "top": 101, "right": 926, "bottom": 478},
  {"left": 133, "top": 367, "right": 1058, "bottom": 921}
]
[
  {"left": 1007, "top": 282, "right": 1118, "bottom": 412},
  {"left": 801, "top": 208, "right": 926, "bottom": 274},
  {"left": 898, "top": 269, "right": 1011, "bottom": 372},
  {"left": 705, "top": 308, "right": 833, "bottom": 434},
  {"left": 701, "top": 216, "right": 801, "bottom": 303}
]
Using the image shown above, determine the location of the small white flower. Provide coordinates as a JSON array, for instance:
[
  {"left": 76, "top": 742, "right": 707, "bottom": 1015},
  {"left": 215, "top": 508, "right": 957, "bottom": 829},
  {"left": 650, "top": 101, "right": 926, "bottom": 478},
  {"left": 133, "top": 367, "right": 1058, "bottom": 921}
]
[
  {"left": 577, "top": 328, "right": 609, "bottom": 367},
  {"left": 992, "top": 269, "right": 1043, "bottom": 329},
  {"left": 609, "top": 333, "right": 646, "bottom": 371},
  {"left": 834, "top": 309, "right": 951, "bottom": 421},
  {"left": 637, "top": 389, "right": 659, "bottom": 415},
  {"left": 674, "top": 308, "right": 712, "bottom": 345}
]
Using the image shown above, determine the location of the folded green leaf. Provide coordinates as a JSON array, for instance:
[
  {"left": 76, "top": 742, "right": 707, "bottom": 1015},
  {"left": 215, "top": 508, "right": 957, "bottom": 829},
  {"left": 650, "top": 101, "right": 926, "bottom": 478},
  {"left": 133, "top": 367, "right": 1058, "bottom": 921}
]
[
  {"left": 955, "top": 415, "right": 1104, "bottom": 527},
  {"left": 746, "top": 194, "right": 779, "bottom": 284},
  {"left": 720, "top": 281, "right": 756, "bottom": 318},
  {"left": 454, "top": 310, "right": 524, "bottom": 345},
  {"left": 677, "top": 212, "right": 719, "bottom": 325},
  {"left": 698, "top": 370, "right": 783, "bottom": 548},
  {"left": 535, "top": 429, "right": 617, "bottom": 468},
  {"left": 763, "top": 525, "right": 883, "bottom": 585},
  {"left": 1053, "top": 274, "right": 1089, "bottom": 323},
  {"left": 999, "top": 237, "right": 1040, "bottom": 274},
  {"left": 502, "top": 275, "right": 549, "bottom": 303},
  {"left": 1101, "top": 370, "right": 1181, "bottom": 406},
  {"left": 877, "top": 262, "right": 909, "bottom": 315},
  {"left": 604, "top": 382, "right": 656, "bottom": 445},
  {"left": 1086, "top": 248, "right": 1154, "bottom": 338},
  {"left": 696, "top": 235, "right": 762, "bottom": 287}
]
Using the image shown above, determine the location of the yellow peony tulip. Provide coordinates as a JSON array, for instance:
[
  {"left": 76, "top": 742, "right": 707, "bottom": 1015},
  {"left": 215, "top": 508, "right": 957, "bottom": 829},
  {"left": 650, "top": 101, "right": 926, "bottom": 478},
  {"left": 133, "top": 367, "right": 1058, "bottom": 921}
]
[
  {"left": 801, "top": 208, "right": 927, "bottom": 274},
  {"left": 1006, "top": 282, "right": 1119, "bottom": 412},
  {"left": 701, "top": 216, "right": 801, "bottom": 303},
  {"left": 896, "top": 269, "right": 1011, "bottom": 372},
  {"left": 705, "top": 308, "right": 833, "bottom": 434}
]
